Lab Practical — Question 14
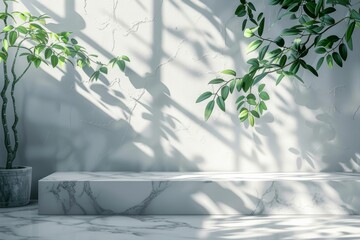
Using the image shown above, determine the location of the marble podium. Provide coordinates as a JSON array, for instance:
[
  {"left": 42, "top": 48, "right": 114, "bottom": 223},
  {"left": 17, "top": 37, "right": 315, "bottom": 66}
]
[{"left": 38, "top": 172, "right": 360, "bottom": 215}]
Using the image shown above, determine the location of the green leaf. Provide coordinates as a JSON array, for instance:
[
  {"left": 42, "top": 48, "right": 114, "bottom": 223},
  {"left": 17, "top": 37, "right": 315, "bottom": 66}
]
[
  {"left": 259, "top": 101, "right": 267, "bottom": 114},
  {"left": 247, "top": 98, "right": 257, "bottom": 105},
  {"left": 204, "top": 100, "right": 215, "bottom": 121},
  {"left": 279, "top": 55, "right": 287, "bottom": 67},
  {"left": 316, "top": 57, "right": 324, "bottom": 70},
  {"left": 247, "top": 58, "right": 259, "bottom": 66},
  {"left": 235, "top": 5, "right": 246, "bottom": 17},
  {"left": 2, "top": 39, "right": 8, "bottom": 51},
  {"left": 209, "top": 78, "right": 225, "bottom": 84},
  {"left": 276, "top": 74, "right": 285, "bottom": 85},
  {"left": 221, "top": 86, "right": 230, "bottom": 100},
  {"left": 34, "top": 58, "right": 41, "bottom": 68},
  {"left": 321, "top": 14, "right": 335, "bottom": 25},
  {"left": 274, "top": 36, "right": 285, "bottom": 47},
  {"left": 0, "top": 51, "right": 7, "bottom": 61},
  {"left": 100, "top": 66, "right": 108, "bottom": 74},
  {"left": 51, "top": 55, "right": 58, "bottom": 68},
  {"left": 236, "top": 95, "right": 245, "bottom": 104},
  {"left": 346, "top": 22, "right": 356, "bottom": 44},
  {"left": 315, "top": 47, "right": 326, "bottom": 54},
  {"left": 236, "top": 78, "right": 243, "bottom": 91},
  {"left": 239, "top": 108, "right": 249, "bottom": 122},
  {"left": 77, "top": 59, "right": 84, "bottom": 68},
  {"left": 242, "top": 19, "right": 247, "bottom": 31},
  {"left": 350, "top": 9, "right": 360, "bottom": 20},
  {"left": 327, "top": 35, "right": 340, "bottom": 43},
  {"left": 259, "top": 91, "right": 270, "bottom": 100},
  {"left": 2, "top": 25, "right": 14, "bottom": 32},
  {"left": 321, "top": 7, "right": 336, "bottom": 15},
  {"left": 248, "top": 114, "right": 255, "bottom": 126},
  {"left": 251, "top": 110, "right": 260, "bottom": 118},
  {"left": 347, "top": 37, "right": 353, "bottom": 51},
  {"left": 216, "top": 96, "right": 226, "bottom": 112},
  {"left": 196, "top": 92, "right": 212, "bottom": 103},
  {"left": 282, "top": 28, "right": 301, "bottom": 36},
  {"left": 332, "top": 52, "right": 342, "bottom": 67},
  {"left": 236, "top": 101, "right": 245, "bottom": 111},
  {"left": 258, "top": 18, "right": 265, "bottom": 36},
  {"left": 221, "top": 69, "right": 236, "bottom": 76},
  {"left": 121, "top": 55, "right": 130, "bottom": 62},
  {"left": 244, "top": 28, "right": 254, "bottom": 38},
  {"left": 52, "top": 44, "right": 64, "bottom": 50},
  {"left": 18, "top": 13, "right": 27, "bottom": 21},
  {"left": 258, "top": 83, "right": 265, "bottom": 92},
  {"left": 26, "top": 54, "right": 36, "bottom": 63},
  {"left": 259, "top": 45, "right": 269, "bottom": 60},
  {"left": 247, "top": 2, "right": 256, "bottom": 11},
  {"left": 305, "top": 64, "right": 318, "bottom": 76},
  {"left": 70, "top": 38, "right": 78, "bottom": 44},
  {"left": 90, "top": 71, "right": 100, "bottom": 81},
  {"left": 29, "top": 23, "right": 44, "bottom": 31},
  {"left": 289, "top": 61, "right": 300, "bottom": 74},
  {"left": 326, "top": 54, "right": 333, "bottom": 68},
  {"left": 247, "top": 40, "right": 263, "bottom": 53},
  {"left": 247, "top": 93, "right": 256, "bottom": 100},
  {"left": 9, "top": 31, "right": 18, "bottom": 46},
  {"left": 268, "top": 48, "right": 282, "bottom": 59},
  {"left": 254, "top": 72, "right": 267, "bottom": 85},
  {"left": 17, "top": 26, "right": 28, "bottom": 34},
  {"left": 44, "top": 48, "right": 52, "bottom": 59},
  {"left": 116, "top": 59, "right": 126, "bottom": 71},
  {"left": 229, "top": 79, "right": 236, "bottom": 93},
  {"left": 339, "top": 43, "right": 347, "bottom": 61},
  {"left": 315, "top": 0, "right": 323, "bottom": 16},
  {"left": 242, "top": 74, "right": 254, "bottom": 92}
]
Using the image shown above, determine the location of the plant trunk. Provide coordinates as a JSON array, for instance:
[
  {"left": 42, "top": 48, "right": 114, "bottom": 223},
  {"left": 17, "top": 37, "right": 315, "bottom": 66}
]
[
  {"left": 1, "top": 62, "right": 14, "bottom": 169},
  {"left": 1, "top": 0, "right": 16, "bottom": 169}
]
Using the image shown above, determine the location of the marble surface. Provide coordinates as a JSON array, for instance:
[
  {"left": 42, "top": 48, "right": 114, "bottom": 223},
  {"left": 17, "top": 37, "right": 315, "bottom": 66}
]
[
  {"left": 40, "top": 172, "right": 360, "bottom": 181},
  {"left": 39, "top": 172, "right": 360, "bottom": 215},
  {"left": 1, "top": 202, "right": 360, "bottom": 240}
]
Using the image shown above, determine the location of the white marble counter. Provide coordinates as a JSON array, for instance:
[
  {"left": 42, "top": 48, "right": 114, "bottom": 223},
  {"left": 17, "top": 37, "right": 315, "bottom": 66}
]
[
  {"left": 1, "top": 202, "right": 360, "bottom": 240},
  {"left": 39, "top": 172, "right": 360, "bottom": 215},
  {"left": 40, "top": 172, "right": 360, "bottom": 181}
]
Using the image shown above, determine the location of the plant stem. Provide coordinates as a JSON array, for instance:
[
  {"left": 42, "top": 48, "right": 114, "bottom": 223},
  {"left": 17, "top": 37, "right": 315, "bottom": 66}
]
[
  {"left": 1, "top": 0, "right": 14, "bottom": 169},
  {"left": 9, "top": 42, "right": 25, "bottom": 166}
]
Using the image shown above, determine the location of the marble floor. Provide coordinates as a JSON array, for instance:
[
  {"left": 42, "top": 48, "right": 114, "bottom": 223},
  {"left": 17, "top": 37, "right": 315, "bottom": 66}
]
[{"left": 1, "top": 202, "right": 360, "bottom": 240}]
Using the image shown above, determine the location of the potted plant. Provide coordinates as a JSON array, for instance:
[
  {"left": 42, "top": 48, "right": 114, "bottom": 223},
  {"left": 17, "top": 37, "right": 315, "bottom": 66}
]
[
  {"left": 0, "top": 0, "right": 129, "bottom": 207},
  {"left": 197, "top": 0, "right": 360, "bottom": 125}
]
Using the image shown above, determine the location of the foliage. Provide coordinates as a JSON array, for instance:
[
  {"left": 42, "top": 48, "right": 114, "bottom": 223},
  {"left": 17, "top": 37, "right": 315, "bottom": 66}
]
[
  {"left": 0, "top": 0, "right": 129, "bottom": 168},
  {"left": 197, "top": 0, "right": 360, "bottom": 126}
]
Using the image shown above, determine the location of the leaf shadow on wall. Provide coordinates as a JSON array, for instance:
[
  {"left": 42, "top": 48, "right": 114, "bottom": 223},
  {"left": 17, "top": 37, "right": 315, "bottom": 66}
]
[
  {"left": 9, "top": 0, "right": 360, "bottom": 224},
  {"left": 18, "top": 0, "right": 251, "bottom": 210},
  {"left": 276, "top": 28, "right": 360, "bottom": 172}
]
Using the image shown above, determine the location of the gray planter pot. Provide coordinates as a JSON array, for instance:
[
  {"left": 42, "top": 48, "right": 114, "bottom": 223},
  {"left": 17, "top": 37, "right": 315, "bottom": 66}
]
[{"left": 0, "top": 166, "right": 32, "bottom": 207}]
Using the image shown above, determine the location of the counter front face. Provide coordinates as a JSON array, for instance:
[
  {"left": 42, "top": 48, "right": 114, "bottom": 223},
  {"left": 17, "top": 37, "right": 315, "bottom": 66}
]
[{"left": 39, "top": 172, "right": 360, "bottom": 215}]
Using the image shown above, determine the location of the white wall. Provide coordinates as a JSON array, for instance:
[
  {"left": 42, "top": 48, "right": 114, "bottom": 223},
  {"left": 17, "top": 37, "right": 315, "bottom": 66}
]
[{"left": 1, "top": 0, "right": 360, "bottom": 196}]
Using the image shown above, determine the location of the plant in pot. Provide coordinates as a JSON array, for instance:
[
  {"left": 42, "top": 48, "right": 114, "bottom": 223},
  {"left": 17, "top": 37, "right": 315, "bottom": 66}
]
[
  {"left": 0, "top": 0, "right": 129, "bottom": 207},
  {"left": 197, "top": 0, "right": 360, "bottom": 125}
]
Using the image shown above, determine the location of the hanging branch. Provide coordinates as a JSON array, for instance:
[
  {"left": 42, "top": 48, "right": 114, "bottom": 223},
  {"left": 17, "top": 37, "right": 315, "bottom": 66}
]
[
  {"left": 197, "top": 0, "right": 360, "bottom": 127},
  {"left": 0, "top": 0, "right": 130, "bottom": 168}
]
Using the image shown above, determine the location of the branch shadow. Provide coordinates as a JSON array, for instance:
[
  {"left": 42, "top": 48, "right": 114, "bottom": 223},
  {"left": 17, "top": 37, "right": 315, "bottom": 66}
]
[{"left": 3, "top": 2, "right": 359, "bottom": 236}]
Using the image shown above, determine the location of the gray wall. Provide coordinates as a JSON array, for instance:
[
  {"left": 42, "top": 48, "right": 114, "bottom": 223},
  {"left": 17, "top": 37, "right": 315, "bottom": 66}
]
[{"left": 0, "top": 0, "right": 359, "bottom": 198}]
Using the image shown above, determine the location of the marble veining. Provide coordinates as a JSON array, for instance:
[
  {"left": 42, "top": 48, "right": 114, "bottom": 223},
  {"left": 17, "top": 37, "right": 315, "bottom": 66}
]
[
  {"left": 39, "top": 171, "right": 360, "bottom": 181},
  {"left": 2, "top": 202, "right": 360, "bottom": 240},
  {"left": 39, "top": 172, "right": 360, "bottom": 215}
]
